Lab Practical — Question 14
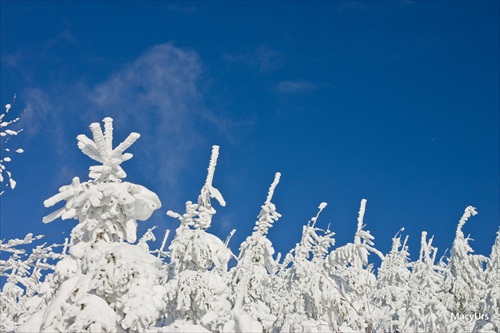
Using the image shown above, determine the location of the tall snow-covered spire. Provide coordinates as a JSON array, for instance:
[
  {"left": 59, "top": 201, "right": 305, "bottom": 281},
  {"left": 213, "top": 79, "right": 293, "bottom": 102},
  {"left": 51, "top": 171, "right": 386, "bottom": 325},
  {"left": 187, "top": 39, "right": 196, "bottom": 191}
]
[
  {"left": 77, "top": 117, "right": 140, "bottom": 182},
  {"left": 354, "top": 198, "right": 367, "bottom": 245},
  {"left": 195, "top": 145, "right": 226, "bottom": 229},
  {"left": 254, "top": 172, "right": 282, "bottom": 235},
  {"left": 265, "top": 172, "right": 281, "bottom": 204}
]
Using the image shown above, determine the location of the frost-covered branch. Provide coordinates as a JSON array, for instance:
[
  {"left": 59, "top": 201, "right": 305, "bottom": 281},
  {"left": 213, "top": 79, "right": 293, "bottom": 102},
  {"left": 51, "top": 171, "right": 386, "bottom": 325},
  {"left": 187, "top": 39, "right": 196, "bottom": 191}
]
[{"left": 0, "top": 95, "right": 25, "bottom": 195}]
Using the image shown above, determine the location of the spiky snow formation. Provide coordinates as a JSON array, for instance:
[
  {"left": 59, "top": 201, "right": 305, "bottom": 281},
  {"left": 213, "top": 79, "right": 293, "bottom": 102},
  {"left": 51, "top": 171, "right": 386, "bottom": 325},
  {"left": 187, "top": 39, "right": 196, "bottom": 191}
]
[
  {"left": 0, "top": 97, "right": 24, "bottom": 195},
  {"left": 77, "top": 117, "right": 139, "bottom": 182}
]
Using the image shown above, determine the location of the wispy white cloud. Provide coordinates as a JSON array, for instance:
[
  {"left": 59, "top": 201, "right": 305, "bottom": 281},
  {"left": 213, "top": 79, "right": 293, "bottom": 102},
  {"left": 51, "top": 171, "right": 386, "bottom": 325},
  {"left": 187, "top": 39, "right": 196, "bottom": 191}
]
[
  {"left": 335, "top": 1, "right": 370, "bottom": 12},
  {"left": 1, "top": 52, "right": 21, "bottom": 68},
  {"left": 166, "top": 4, "right": 200, "bottom": 14},
  {"left": 22, "top": 88, "right": 52, "bottom": 136},
  {"left": 275, "top": 80, "right": 317, "bottom": 94},
  {"left": 90, "top": 43, "right": 209, "bottom": 186},
  {"left": 13, "top": 42, "right": 235, "bottom": 206},
  {"left": 44, "top": 28, "right": 76, "bottom": 51},
  {"left": 223, "top": 44, "right": 283, "bottom": 72}
]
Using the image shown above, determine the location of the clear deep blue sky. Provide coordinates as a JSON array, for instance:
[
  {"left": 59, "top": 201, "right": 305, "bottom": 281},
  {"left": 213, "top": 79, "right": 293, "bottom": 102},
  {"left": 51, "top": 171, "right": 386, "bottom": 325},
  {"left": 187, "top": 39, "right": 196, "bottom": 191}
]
[{"left": 1, "top": 1, "right": 499, "bottom": 264}]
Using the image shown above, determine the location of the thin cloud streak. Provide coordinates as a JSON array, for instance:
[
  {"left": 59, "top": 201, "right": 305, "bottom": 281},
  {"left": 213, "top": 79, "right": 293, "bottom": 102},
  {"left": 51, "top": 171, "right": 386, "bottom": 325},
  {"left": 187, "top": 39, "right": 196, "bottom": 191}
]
[
  {"left": 90, "top": 43, "right": 209, "bottom": 187},
  {"left": 275, "top": 80, "right": 317, "bottom": 94},
  {"left": 22, "top": 88, "right": 52, "bottom": 137},
  {"left": 223, "top": 44, "right": 283, "bottom": 72},
  {"left": 166, "top": 4, "right": 201, "bottom": 14}
]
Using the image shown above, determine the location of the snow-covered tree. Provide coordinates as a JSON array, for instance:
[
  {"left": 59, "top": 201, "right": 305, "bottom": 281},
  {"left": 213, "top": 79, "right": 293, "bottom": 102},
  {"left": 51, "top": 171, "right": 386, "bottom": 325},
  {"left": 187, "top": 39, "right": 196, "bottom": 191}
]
[
  {"left": 404, "top": 231, "right": 449, "bottom": 332},
  {"left": 474, "top": 228, "right": 500, "bottom": 332},
  {"left": 17, "top": 117, "right": 164, "bottom": 332},
  {"left": 162, "top": 145, "right": 232, "bottom": 332},
  {"left": 228, "top": 172, "right": 282, "bottom": 333},
  {"left": 275, "top": 202, "right": 349, "bottom": 333},
  {"left": 1, "top": 112, "right": 497, "bottom": 333},
  {"left": 325, "top": 199, "right": 384, "bottom": 331},
  {"left": 0, "top": 95, "right": 24, "bottom": 195},
  {"left": 442, "top": 206, "right": 488, "bottom": 328},
  {"left": 0, "top": 234, "right": 68, "bottom": 332},
  {"left": 372, "top": 229, "right": 411, "bottom": 332}
]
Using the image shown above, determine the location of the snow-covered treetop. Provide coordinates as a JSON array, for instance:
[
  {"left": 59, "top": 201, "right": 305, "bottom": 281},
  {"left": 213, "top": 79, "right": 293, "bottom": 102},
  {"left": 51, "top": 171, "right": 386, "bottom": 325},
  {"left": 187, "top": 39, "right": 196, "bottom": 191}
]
[
  {"left": 168, "top": 145, "right": 225, "bottom": 230},
  {"left": 77, "top": 117, "right": 140, "bottom": 182},
  {"left": 327, "top": 199, "right": 384, "bottom": 269},
  {"left": 198, "top": 145, "right": 226, "bottom": 211},
  {"left": 42, "top": 117, "right": 161, "bottom": 243},
  {"left": 354, "top": 198, "right": 368, "bottom": 245},
  {"left": 456, "top": 206, "right": 478, "bottom": 236},
  {"left": 253, "top": 172, "right": 282, "bottom": 235},
  {"left": 417, "top": 231, "right": 438, "bottom": 266},
  {"left": 297, "top": 202, "right": 333, "bottom": 260}
]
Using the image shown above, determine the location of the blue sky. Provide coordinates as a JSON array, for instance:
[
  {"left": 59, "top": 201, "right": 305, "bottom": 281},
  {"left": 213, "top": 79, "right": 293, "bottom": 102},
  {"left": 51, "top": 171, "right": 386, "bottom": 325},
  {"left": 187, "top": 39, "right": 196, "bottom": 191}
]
[{"left": 1, "top": 1, "right": 499, "bottom": 264}]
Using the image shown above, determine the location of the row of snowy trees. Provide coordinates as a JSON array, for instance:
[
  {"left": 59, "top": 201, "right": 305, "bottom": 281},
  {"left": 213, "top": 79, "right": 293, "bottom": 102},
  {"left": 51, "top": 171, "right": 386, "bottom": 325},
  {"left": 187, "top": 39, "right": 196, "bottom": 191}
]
[{"left": 1, "top": 116, "right": 499, "bottom": 332}]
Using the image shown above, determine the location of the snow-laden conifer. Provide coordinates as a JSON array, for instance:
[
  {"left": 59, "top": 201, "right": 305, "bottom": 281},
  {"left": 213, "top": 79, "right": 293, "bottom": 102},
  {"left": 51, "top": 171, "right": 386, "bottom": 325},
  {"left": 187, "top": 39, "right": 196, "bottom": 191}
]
[
  {"left": 276, "top": 202, "right": 348, "bottom": 333},
  {"left": 372, "top": 229, "right": 411, "bottom": 332},
  {"left": 325, "top": 199, "right": 384, "bottom": 331},
  {"left": 404, "top": 231, "right": 449, "bottom": 332},
  {"left": 442, "top": 206, "right": 488, "bottom": 326},
  {"left": 227, "top": 172, "right": 282, "bottom": 333},
  {"left": 162, "top": 145, "right": 232, "bottom": 332},
  {"left": 17, "top": 118, "right": 164, "bottom": 332}
]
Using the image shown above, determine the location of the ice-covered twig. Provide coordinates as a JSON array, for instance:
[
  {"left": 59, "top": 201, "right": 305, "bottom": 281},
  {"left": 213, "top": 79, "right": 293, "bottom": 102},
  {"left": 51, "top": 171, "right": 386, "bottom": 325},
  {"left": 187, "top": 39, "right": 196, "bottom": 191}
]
[
  {"left": 155, "top": 229, "right": 170, "bottom": 258},
  {"left": 224, "top": 229, "right": 236, "bottom": 246},
  {"left": 205, "top": 145, "right": 219, "bottom": 188},
  {"left": 354, "top": 199, "right": 367, "bottom": 245},
  {"left": 265, "top": 172, "right": 281, "bottom": 205},
  {"left": 310, "top": 202, "right": 327, "bottom": 228},
  {"left": 1, "top": 95, "right": 25, "bottom": 195},
  {"left": 456, "top": 206, "right": 478, "bottom": 235}
]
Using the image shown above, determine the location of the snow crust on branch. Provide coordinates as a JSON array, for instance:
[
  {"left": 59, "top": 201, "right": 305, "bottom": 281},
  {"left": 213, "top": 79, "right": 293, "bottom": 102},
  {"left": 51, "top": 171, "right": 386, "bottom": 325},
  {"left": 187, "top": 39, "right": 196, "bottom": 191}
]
[{"left": 43, "top": 177, "right": 161, "bottom": 243}]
